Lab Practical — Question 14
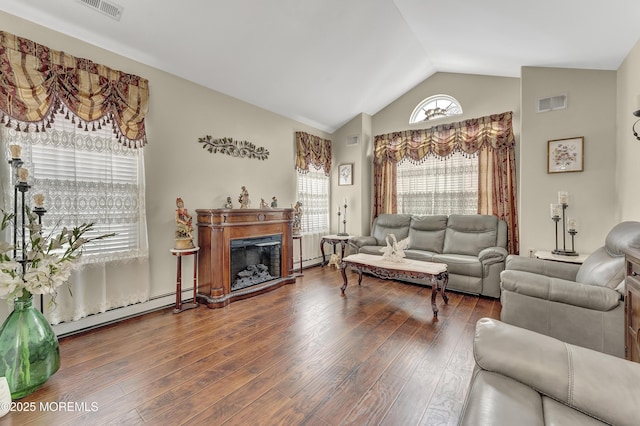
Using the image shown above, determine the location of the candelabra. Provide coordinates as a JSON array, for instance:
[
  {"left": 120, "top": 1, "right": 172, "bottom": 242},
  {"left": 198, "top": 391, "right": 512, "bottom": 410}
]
[
  {"left": 9, "top": 146, "right": 47, "bottom": 312},
  {"left": 550, "top": 192, "right": 578, "bottom": 256},
  {"left": 337, "top": 200, "right": 348, "bottom": 236}
]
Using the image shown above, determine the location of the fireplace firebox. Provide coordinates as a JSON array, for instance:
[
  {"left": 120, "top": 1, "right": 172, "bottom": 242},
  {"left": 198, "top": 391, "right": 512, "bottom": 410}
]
[
  {"left": 196, "top": 208, "right": 295, "bottom": 308},
  {"left": 230, "top": 235, "right": 281, "bottom": 291}
]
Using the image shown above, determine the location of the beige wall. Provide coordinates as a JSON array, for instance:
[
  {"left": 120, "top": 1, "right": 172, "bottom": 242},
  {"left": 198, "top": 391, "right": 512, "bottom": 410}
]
[
  {"left": 330, "top": 113, "right": 372, "bottom": 236},
  {"left": 0, "top": 12, "right": 330, "bottom": 307},
  {"left": 616, "top": 39, "right": 640, "bottom": 221},
  {"left": 520, "top": 67, "right": 617, "bottom": 255},
  {"left": 367, "top": 72, "right": 521, "bottom": 236}
]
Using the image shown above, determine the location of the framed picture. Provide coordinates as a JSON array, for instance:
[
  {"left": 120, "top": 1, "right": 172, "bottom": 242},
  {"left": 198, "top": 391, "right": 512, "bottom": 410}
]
[
  {"left": 547, "top": 137, "right": 584, "bottom": 173},
  {"left": 338, "top": 163, "right": 353, "bottom": 185}
]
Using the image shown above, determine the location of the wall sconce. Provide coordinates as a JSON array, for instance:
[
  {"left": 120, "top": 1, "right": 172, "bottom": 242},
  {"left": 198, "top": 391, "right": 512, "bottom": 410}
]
[{"left": 633, "top": 109, "right": 640, "bottom": 140}]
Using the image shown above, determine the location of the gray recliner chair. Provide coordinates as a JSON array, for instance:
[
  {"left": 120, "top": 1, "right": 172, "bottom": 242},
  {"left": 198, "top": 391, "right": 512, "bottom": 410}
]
[{"left": 500, "top": 221, "right": 640, "bottom": 358}]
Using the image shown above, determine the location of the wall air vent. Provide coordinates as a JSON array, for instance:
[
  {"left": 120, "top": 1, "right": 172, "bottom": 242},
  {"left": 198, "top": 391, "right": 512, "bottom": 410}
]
[
  {"left": 346, "top": 136, "right": 359, "bottom": 146},
  {"left": 537, "top": 94, "right": 567, "bottom": 113},
  {"left": 77, "top": 0, "right": 124, "bottom": 21}
]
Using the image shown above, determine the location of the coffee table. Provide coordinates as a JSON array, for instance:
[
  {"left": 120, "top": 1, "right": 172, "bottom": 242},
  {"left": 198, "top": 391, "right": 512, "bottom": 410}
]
[{"left": 340, "top": 253, "right": 449, "bottom": 317}]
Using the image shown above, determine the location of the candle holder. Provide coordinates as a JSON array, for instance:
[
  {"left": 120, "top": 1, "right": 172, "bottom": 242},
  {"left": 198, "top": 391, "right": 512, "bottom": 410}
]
[
  {"left": 337, "top": 202, "right": 348, "bottom": 236},
  {"left": 551, "top": 202, "right": 578, "bottom": 256}
]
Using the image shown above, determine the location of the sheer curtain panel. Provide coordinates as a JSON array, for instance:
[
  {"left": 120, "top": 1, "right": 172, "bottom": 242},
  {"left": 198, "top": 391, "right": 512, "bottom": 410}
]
[{"left": 1, "top": 115, "right": 150, "bottom": 324}]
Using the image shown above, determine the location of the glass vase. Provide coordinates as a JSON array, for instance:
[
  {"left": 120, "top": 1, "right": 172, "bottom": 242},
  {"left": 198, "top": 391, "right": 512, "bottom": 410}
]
[{"left": 0, "top": 294, "right": 60, "bottom": 399}]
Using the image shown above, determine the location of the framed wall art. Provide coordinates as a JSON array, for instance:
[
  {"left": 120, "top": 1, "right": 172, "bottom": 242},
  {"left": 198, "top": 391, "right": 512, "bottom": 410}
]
[
  {"left": 338, "top": 163, "right": 353, "bottom": 185},
  {"left": 547, "top": 137, "right": 584, "bottom": 173}
]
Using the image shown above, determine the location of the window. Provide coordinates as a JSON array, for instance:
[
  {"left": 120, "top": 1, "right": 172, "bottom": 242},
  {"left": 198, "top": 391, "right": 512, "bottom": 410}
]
[
  {"left": 296, "top": 164, "right": 330, "bottom": 234},
  {"left": 410, "top": 95, "right": 463, "bottom": 124},
  {"left": 396, "top": 152, "right": 478, "bottom": 215},
  {"left": 2, "top": 114, "right": 147, "bottom": 263}
]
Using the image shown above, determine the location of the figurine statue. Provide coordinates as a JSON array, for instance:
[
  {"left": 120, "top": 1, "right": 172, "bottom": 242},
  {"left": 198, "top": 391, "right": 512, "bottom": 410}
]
[
  {"left": 175, "top": 197, "right": 194, "bottom": 249},
  {"left": 379, "top": 233, "right": 409, "bottom": 262},
  {"left": 292, "top": 201, "right": 303, "bottom": 233},
  {"left": 270, "top": 196, "right": 278, "bottom": 208},
  {"left": 260, "top": 198, "right": 269, "bottom": 209},
  {"left": 238, "top": 186, "right": 250, "bottom": 209},
  {"left": 224, "top": 196, "right": 234, "bottom": 209}
]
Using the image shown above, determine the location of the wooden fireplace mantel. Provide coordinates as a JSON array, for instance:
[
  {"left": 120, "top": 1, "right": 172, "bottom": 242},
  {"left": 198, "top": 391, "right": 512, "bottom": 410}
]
[{"left": 195, "top": 208, "right": 295, "bottom": 308}]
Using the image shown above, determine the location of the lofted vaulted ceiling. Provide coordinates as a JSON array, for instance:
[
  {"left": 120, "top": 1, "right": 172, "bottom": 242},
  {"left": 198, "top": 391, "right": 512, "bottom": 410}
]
[{"left": 1, "top": 0, "right": 639, "bottom": 133}]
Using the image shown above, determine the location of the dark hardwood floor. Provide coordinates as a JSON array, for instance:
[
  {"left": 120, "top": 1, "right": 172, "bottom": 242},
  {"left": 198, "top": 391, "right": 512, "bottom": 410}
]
[{"left": 4, "top": 265, "right": 500, "bottom": 425}]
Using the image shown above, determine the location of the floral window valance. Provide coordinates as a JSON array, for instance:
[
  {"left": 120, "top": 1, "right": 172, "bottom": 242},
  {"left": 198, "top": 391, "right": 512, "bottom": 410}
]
[
  {"left": 294, "top": 131, "right": 332, "bottom": 176},
  {"left": 0, "top": 31, "right": 149, "bottom": 147},
  {"left": 374, "top": 111, "right": 515, "bottom": 163}
]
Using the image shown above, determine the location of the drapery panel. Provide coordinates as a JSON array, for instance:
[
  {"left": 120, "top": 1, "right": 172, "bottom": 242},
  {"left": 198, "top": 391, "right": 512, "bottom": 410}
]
[
  {"left": 0, "top": 30, "right": 149, "bottom": 147},
  {"left": 373, "top": 111, "right": 519, "bottom": 254},
  {"left": 294, "top": 131, "right": 332, "bottom": 176}
]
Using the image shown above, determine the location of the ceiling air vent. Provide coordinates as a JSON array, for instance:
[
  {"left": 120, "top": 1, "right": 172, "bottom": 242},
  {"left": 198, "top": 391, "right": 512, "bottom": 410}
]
[
  {"left": 77, "top": 0, "right": 124, "bottom": 21},
  {"left": 537, "top": 94, "right": 567, "bottom": 113}
]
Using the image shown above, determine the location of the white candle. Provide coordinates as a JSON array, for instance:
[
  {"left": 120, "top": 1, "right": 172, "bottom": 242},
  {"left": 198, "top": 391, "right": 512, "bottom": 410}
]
[
  {"left": 9, "top": 144, "right": 21, "bottom": 159},
  {"left": 558, "top": 191, "right": 569, "bottom": 205},
  {"left": 344, "top": 198, "right": 347, "bottom": 206},
  {"left": 550, "top": 203, "right": 561, "bottom": 218},
  {"left": 33, "top": 194, "right": 45, "bottom": 208},
  {"left": 567, "top": 217, "right": 578, "bottom": 231},
  {"left": 18, "top": 167, "right": 28, "bottom": 182}
]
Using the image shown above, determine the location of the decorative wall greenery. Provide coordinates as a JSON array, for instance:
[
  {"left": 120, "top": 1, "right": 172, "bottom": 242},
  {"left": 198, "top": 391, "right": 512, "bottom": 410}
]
[{"left": 197, "top": 135, "right": 270, "bottom": 160}]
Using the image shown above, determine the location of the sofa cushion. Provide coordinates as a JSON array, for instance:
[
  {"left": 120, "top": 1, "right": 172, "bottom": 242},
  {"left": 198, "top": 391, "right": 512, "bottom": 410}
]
[
  {"left": 371, "top": 214, "right": 411, "bottom": 245},
  {"left": 443, "top": 214, "right": 498, "bottom": 256},
  {"left": 575, "top": 247, "right": 624, "bottom": 289},
  {"left": 459, "top": 370, "right": 544, "bottom": 426},
  {"left": 433, "top": 253, "right": 483, "bottom": 277},
  {"left": 407, "top": 215, "right": 447, "bottom": 253}
]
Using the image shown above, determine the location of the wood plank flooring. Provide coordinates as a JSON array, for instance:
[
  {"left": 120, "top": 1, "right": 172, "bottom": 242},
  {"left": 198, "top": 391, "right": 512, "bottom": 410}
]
[{"left": 3, "top": 265, "right": 500, "bottom": 425}]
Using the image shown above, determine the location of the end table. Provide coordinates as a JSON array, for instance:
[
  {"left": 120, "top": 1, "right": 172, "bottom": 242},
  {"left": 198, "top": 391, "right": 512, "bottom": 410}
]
[{"left": 170, "top": 246, "right": 200, "bottom": 314}]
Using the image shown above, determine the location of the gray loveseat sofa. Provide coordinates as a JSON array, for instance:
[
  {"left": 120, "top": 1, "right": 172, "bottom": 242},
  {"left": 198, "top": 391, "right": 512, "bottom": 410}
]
[
  {"left": 459, "top": 318, "right": 640, "bottom": 426},
  {"left": 349, "top": 214, "right": 508, "bottom": 298}
]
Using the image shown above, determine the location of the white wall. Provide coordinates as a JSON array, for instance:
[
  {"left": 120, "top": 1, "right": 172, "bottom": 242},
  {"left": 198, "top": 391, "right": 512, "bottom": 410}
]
[
  {"left": 520, "top": 67, "right": 617, "bottom": 255},
  {"left": 0, "top": 12, "right": 330, "bottom": 324}
]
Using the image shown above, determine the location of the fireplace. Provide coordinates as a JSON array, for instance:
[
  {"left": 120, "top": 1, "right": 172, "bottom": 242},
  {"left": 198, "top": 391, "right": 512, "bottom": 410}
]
[
  {"left": 230, "top": 235, "right": 281, "bottom": 291},
  {"left": 196, "top": 208, "right": 295, "bottom": 308}
]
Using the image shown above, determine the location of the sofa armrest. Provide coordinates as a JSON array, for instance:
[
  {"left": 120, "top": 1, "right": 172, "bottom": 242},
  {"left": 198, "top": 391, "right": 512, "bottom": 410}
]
[
  {"left": 500, "top": 270, "right": 621, "bottom": 311},
  {"left": 473, "top": 318, "right": 640, "bottom": 426},
  {"left": 349, "top": 235, "right": 377, "bottom": 249},
  {"left": 505, "top": 254, "right": 580, "bottom": 281},
  {"left": 478, "top": 246, "right": 508, "bottom": 265}
]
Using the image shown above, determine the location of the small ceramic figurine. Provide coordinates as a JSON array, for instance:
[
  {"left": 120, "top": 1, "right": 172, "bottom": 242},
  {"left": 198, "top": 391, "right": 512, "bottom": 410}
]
[
  {"left": 379, "top": 233, "right": 409, "bottom": 262},
  {"left": 224, "top": 196, "right": 233, "bottom": 209},
  {"left": 175, "top": 197, "right": 194, "bottom": 249},
  {"left": 260, "top": 198, "right": 269, "bottom": 209},
  {"left": 271, "top": 196, "right": 278, "bottom": 208},
  {"left": 238, "top": 186, "right": 250, "bottom": 209},
  {"left": 293, "top": 201, "right": 303, "bottom": 233}
]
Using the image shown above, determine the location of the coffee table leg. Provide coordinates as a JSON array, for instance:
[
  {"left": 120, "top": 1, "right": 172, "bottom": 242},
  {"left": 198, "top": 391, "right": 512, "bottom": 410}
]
[
  {"left": 441, "top": 272, "right": 449, "bottom": 305},
  {"left": 340, "top": 262, "right": 348, "bottom": 292},
  {"left": 431, "top": 276, "right": 438, "bottom": 317}
]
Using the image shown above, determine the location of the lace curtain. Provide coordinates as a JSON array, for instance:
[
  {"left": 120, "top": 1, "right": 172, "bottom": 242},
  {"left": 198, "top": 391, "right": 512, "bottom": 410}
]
[
  {"left": 0, "top": 30, "right": 149, "bottom": 147},
  {"left": 397, "top": 152, "right": 479, "bottom": 215},
  {"left": 373, "top": 111, "right": 519, "bottom": 254},
  {"left": 294, "top": 131, "right": 332, "bottom": 176},
  {"left": 0, "top": 115, "right": 150, "bottom": 324}
]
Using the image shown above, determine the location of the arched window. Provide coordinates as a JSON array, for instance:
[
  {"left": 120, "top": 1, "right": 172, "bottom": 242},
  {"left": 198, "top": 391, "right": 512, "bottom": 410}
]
[{"left": 409, "top": 95, "right": 463, "bottom": 124}]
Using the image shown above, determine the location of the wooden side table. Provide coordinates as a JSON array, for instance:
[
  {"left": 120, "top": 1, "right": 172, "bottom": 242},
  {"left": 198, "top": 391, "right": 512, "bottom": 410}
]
[
  {"left": 320, "top": 234, "right": 351, "bottom": 266},
  {"left": 293, "top": 234, "right": 303, "bottom": 276},
  {"left": 625, "top": 249, "right": 640, "bottom": 362},
  {"left": 170, "top": 246, "right": 200, "bottom": 314}
]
